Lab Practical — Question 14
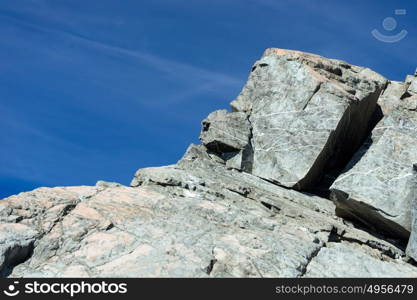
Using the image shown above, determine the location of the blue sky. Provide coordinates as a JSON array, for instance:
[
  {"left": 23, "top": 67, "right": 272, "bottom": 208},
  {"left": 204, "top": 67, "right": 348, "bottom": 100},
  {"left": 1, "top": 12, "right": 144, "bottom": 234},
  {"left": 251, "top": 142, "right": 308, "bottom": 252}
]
[{"left": 1, "top": 0, "right": 416, "bottom": 198}]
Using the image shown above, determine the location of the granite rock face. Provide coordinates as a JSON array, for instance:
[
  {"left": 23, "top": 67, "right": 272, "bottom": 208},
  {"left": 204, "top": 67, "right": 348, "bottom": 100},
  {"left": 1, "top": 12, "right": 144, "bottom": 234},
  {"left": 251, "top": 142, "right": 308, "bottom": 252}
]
[
  {"left": 331, "top": 75, "right": 417, "bottom": 240},
  {"left": 1, "top": 48, "right": 417, "bottom": 278}
]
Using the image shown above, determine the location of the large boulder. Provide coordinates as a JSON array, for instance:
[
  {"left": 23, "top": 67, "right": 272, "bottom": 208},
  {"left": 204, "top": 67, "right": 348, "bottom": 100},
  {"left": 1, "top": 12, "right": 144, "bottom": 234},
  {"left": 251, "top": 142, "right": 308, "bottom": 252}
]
[
  {"left": 331, "top": 77, "right": 417, "bottom": 240},
  {"left": 214, "top": 49, "right": 387, "bottom": 189}
]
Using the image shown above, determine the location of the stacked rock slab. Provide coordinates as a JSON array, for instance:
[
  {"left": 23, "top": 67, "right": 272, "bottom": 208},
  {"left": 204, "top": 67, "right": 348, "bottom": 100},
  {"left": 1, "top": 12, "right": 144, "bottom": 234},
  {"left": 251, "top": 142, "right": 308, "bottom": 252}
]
[
  {"left": 204, "top": 49, "right": 387, "bottom": 190},
  {"left": 1, "top": 163, "right": 416, "bottom": 277},
  {"left": 377, "top": 81, "right": 407, "bottom": 115},
  {"left": 331, "top": 75, "right": 417, "bottom": 241},
  {"left": 199, "top": 109, "right": 253, "bottom": 171}
]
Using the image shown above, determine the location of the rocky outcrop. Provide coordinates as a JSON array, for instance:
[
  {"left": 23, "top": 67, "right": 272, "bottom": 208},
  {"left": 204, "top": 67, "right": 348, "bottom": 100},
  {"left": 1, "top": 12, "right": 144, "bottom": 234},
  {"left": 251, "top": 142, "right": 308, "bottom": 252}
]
[
  {"left": 1, "top": 150, "right": 414, "bottom": 278},
  {"left": 231, "top": 49, "right": 387, "bottom": 190},
  {"left": 1, "top": 48, "right": 417, "bottom": 277},
  {"left": 331, "top": 75, "right": 417, "bottom": 240}
]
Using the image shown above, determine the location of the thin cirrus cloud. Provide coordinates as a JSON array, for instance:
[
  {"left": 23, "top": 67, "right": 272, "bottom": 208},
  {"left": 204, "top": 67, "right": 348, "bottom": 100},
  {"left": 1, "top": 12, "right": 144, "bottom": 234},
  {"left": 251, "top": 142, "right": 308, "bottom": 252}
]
[
  {"left": 0, "top": 3, "right": 245, "bottom": 197},
  {"left": 0, "top": 11, "right": 242, "bottom": 108}
]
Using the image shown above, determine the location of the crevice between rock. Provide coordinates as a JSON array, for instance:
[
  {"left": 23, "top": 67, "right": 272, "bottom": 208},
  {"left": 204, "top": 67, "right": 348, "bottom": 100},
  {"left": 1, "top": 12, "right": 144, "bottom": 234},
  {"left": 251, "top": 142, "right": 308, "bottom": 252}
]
[
  {"left": 326, "top": 227, "right": 403, "bottom": 260},
  {"left": 298, "top": 222, "right": 412, "bottom": 277},
  {"left": 331, "top": 190, "right": 410, "bottom": 243},
  {"left": 240, "top": 114, "right": 254, "bottom": 173},
  {"left": 0, "top": 241, "right": 35, "bottom": 277},
  {"left": 302, "top": 82, "right": 322, "bottom": 110},
  {"left": 298, "top": 87, "right": 384, "bottom": 193},
  {"left": 205, "top": 259, "right": 217, "bottom": 275},
  {"left": 297, "top": 244, "right": 324, "bottom": 277}
]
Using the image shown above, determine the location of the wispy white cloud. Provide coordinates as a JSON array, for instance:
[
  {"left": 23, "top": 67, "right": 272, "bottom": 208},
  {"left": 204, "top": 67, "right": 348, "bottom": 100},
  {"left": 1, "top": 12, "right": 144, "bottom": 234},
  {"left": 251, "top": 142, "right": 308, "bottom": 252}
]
[{"left": 0, "top": 10, "right": 242, "bottom": 105}]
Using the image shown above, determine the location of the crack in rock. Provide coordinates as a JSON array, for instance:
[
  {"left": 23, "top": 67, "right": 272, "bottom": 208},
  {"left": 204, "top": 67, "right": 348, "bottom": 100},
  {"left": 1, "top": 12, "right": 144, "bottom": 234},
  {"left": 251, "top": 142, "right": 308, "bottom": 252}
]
[
  {"left": 297, "top": 244, "right": 325, "bottom": 277},
  {"left": 205, "top": 259, "right": 217, "bottom": 275}
]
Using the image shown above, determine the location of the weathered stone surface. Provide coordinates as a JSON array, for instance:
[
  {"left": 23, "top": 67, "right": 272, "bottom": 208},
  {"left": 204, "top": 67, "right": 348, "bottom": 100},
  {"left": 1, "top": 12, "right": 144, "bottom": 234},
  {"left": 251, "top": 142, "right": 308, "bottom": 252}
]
[
  {"left": 0, "top": 186, "right": 98, "bottom": 234},
  {"left": 230, "top": 49, "right": 387, "bottom": 189},
  {"left": 408, "top": 77, "right": 417, "bottom": 95},
  {"left": 377, "top": 81, "right": 407, "bottom": 115},
  {"left": 331, "top": 88, "right": 417, "bottom": 240},
  {"left": 3, "top": 182, "right": 324, "bottom": 277},
  {"left": 1, "top": 158, "right": 410, "bottom": 277},
  {"left": 198, "top": 109, "right": 253, "bottom": 171},
  {"left": 0, "top": 223, "right": 38, "bottom": 277},
  {"left": 134, "top": 144, "right": 337, "bottom": 216},
  {"left": 199, "top": 109, "right": 251, "bottom": 152},
  {"left": 0, "top": 144, "right": 412, "bottom": 277},
  {"left": 304, "top": 243, "right": 417, "bottom": 277}
]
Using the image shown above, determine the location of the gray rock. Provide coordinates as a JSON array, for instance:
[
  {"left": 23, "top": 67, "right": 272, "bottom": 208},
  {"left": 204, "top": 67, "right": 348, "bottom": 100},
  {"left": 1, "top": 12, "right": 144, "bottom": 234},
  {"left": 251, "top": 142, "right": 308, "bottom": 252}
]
[
  {"left": 135, "top": 144, "right": 337, "bottom": 216},
  {"left": 377, "top": 81, "right": 407, "bottom": 115},
  {"left": 331, "top": 91, "right": 417, "bottom": 239},
  {"left": 199, "top": 109, "right": 251, "bottom": 153},
  {"left": 304, "top": 243, "right": 417, "bottom": 277},
  {"left": 409, "top": 77, "right": 417, "bottom": 95},
  {"left": 0, "top": 223, "right": 38, "bottom": 277},
  {"left": 406, "top": 164, "right": 417, "bottom": 261},
  {"left": 230, "top": 49, "right": 387, "bottom": 189},
  {"left": 198, "top": 109, "right": 253, "bottom": 171},
  {"left": 3, "top": 183, "right": 325, "bottom": 277},
  {"left": 1, "top": 161, "right": 411, "bottom": 278},
  {"left": 0, "top": 142, "right": 410, "bottom": 278}
]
